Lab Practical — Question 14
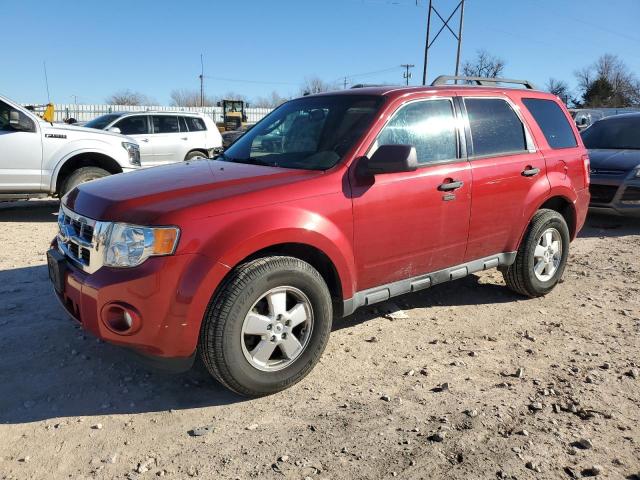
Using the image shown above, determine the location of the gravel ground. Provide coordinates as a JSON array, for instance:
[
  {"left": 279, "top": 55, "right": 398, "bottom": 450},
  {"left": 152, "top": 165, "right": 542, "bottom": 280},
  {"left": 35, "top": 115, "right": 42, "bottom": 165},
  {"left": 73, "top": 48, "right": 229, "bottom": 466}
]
[{"left": 0, "top": 200, "right": 638, "bottom": 480}]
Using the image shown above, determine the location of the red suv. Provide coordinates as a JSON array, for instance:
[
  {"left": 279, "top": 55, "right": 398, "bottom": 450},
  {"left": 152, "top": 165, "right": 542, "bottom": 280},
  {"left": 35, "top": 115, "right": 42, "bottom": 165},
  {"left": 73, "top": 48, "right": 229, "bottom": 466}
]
[{"left": 48, "top": 77, "right": 590, "bottom": 396}]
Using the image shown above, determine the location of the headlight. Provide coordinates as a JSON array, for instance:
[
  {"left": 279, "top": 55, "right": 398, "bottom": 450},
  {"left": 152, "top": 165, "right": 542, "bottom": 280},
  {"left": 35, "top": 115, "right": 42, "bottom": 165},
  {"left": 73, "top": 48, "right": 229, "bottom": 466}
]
[
  {"left": 104, "top": 224, "right": 179, "bottom": 268},
  {"left": 635, "top": 169, "right": 640, "bottom": 178},
  {"left": 122, "top": 142, "right": 141, "bottom": 166}
]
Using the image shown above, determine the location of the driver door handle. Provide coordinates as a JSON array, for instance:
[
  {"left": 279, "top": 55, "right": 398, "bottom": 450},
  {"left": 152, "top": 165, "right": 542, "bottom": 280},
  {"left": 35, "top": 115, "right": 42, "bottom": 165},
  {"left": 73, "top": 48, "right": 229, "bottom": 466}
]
[
  {"left": 438, "top": 180, "right": 464, "bottom": 191},
  {"left": 522, "top": 166, "right": 540, "bottom": 177},
  {"left": 140, "top": 138, "right": 149, "bottom": 143}
]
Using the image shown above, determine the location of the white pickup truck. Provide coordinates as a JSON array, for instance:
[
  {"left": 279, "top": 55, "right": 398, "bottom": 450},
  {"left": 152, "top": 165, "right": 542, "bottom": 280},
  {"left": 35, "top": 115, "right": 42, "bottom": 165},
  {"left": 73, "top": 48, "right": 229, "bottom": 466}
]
[{"left": 0, "top": 94, "right": 141, "bottom": 201}]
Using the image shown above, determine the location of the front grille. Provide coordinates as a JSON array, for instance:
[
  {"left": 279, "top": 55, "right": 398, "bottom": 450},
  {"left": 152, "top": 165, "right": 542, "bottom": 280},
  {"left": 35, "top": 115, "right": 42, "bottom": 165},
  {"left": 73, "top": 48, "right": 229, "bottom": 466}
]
[
  {"left": 589, "top": 184, "right": 619, "bottom": 204},
  {"left": 621, "top": 186, "right": 640, "bottom": 202},
  {"left": 56, "top": 205, "right": 108, "bottom": 274}
]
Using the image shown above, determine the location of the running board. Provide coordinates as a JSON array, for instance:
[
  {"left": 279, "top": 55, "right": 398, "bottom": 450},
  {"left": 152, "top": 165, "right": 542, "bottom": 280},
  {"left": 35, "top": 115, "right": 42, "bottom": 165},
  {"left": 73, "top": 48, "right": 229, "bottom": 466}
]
[{"left": 341, "top": 252, "right": 517, "bottom": 317}]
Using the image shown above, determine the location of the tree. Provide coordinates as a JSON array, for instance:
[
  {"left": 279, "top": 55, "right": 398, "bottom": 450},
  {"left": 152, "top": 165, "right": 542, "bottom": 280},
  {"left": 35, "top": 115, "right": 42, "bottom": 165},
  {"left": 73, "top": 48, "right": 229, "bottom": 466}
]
[
  {"left": 106, "top": 89, "right": 154, "bottom": 106},
  {"left": 546, "top": 78, "right": 572, "bottom": 105},
  {"left": 299, "top": 76, "right": 334, "bottom": 96},
  {"left": 252, "top": 91, "right": 288, "bottom": 108},
  {"left": 170, "top": 88, "right": 215, "bottom": 107},
  {"left": 575, "top": 54, "right": 640, "bottom": 107},
  {"left": 461, "top": 49, "right": 505, "bottom": 78}
]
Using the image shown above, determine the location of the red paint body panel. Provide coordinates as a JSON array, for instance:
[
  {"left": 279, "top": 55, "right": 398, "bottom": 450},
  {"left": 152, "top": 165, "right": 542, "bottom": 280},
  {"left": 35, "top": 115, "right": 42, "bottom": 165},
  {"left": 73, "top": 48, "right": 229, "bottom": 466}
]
[{"left": 53, "top": 85, "right": 590, "bottom": 361}]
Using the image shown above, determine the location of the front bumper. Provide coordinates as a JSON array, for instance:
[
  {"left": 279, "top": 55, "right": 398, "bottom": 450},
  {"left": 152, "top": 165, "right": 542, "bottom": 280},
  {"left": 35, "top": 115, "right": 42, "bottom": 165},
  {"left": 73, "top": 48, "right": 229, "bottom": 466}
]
[
  {"left": 49, "top": 243, "right": 230, "bottom": 368},
  {"left": 589, "top": 176, "right": 640, "bottom": 217}
]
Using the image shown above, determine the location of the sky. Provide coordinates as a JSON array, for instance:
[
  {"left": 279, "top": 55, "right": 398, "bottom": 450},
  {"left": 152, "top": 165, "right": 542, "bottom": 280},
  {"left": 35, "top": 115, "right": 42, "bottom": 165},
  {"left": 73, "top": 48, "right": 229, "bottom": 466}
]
[{"left": 2, "top": 0, "right": 639, "bottom": 105}]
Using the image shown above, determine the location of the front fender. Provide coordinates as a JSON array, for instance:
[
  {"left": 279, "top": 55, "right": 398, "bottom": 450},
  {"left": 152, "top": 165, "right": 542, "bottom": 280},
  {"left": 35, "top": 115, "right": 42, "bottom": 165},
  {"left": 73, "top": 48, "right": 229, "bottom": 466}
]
[
  {"left": 48, "top": 145, "right": 126, "bottom": 192},
  {"left": 180, "top": 200, "right": 357, "bottom": 299}
]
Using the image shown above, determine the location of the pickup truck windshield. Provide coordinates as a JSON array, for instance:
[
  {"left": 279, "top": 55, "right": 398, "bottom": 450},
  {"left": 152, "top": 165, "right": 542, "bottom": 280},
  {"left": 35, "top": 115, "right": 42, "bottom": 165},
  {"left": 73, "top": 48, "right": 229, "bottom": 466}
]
[
  {"left": 582, "top": 116, "right": 640, "bottom": 150},
  {"left": 222, "top": 95, "right": 384, "bottom": 170},
  {"left": 85, "top": 113, "right": 124, "bottom": 130}
]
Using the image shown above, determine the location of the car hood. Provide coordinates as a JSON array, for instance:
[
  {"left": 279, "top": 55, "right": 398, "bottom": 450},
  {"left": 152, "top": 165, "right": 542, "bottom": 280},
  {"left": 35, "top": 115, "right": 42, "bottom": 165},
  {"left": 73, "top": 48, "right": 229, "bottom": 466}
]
[
  {"left": 41, "top": 121, "right": 136, "bottom": 143},
  {"left": 64, "top": 159, "right": 323, "bottom": 224},
  {"left": 588, "top": 149, "right": 640, "bottom": 172}
]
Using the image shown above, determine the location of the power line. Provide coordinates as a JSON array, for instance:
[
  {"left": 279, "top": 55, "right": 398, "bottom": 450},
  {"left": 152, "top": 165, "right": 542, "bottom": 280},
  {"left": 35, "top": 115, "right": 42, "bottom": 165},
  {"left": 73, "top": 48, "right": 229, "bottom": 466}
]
[
  {"left": 203, "top": 75, "right": 297, "bottom": 86},
  {"left": 422, "top": 0, "right": 466, "bottom": 85}
]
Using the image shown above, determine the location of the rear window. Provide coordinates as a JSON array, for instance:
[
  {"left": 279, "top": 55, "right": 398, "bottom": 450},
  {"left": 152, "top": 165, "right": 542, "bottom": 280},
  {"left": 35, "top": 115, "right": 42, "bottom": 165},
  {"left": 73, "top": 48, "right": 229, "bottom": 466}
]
[
  {"left": 185, "top": 116, "right": 207, "bottom": 131},
  {"left": 523, "top": 98, "right": 577, "bottom": 149},
  {"left": 465, "top": 98, "right": 527, "bottom": 157},
  {"left": 581, "top": 116, "right": 640, "bottom": 150}
]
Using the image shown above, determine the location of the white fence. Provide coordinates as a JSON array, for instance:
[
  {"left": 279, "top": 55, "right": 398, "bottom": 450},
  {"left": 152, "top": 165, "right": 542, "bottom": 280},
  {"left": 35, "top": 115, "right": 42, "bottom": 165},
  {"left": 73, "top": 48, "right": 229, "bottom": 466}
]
[{"left": 49, "top": 104, "right": 273, "bottom": 124}]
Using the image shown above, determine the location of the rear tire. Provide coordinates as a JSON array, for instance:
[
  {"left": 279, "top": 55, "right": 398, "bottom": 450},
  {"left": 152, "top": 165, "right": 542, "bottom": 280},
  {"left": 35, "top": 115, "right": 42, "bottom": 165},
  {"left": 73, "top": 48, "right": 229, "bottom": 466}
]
[
  {"left": 502, "top": 209, "right": 570, "bottom": 298},
  {"left": 184, "top": 150, "right": 208, "bottom": 161},
  {"left": 61, "top": 167, "right": 110, "bottom": 196},
  {"left": 199, "top": 256, "right": 333, "bottom": 397}
]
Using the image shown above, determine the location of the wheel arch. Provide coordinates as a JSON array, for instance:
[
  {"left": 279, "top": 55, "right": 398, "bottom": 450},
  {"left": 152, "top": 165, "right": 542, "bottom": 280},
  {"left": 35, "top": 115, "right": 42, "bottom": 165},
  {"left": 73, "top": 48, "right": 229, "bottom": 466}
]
[
  {"left": 53, "top": 152, "right": 123, "bottom": 195},
  {"left": 184, "top": 148, "right": 209, "bottom": 160},
  {"left": 517, "top": 191, "right": 578, "bottom": 249}
]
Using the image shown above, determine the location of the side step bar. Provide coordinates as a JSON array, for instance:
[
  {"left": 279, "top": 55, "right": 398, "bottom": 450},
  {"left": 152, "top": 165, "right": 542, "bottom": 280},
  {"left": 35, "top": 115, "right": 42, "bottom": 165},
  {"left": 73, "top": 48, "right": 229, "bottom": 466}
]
[{"left": 341, "top": 252, "right": 517, "bottom": 317}]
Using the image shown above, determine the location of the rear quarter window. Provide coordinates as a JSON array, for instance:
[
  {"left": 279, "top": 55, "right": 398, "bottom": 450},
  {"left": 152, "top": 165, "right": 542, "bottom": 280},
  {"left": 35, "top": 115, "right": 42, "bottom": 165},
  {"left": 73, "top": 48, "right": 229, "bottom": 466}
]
[
  {"left": 185, "top": 117, "right": 207, "bottom": 131},
  {"left": 522, "top": 98, "right": 577, "bottom": 149}
]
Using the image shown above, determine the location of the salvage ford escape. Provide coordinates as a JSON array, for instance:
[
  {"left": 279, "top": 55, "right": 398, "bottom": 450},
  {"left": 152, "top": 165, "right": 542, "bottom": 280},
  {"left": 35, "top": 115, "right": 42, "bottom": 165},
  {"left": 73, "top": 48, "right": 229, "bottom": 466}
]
[{"left": 48, "top": 76, "right": 590, "bottom": 396}]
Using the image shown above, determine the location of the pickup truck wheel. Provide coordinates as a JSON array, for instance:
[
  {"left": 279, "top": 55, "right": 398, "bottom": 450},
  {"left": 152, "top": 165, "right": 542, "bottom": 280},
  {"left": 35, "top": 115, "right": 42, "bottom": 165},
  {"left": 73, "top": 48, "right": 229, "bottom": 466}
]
[
  {"left": 199, "top": 256, "right": 332, "bottom": 397},
  {"left": 502, "top": 209, "right": 570, "bottom": 298},
  {"left": 61, "top": 167, "right": 110, "bottom": 196}
]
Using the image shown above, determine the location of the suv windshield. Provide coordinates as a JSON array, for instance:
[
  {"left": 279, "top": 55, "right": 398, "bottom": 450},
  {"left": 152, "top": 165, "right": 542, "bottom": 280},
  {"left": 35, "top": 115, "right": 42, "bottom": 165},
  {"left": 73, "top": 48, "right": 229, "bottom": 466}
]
[
  {"left": 222, "top": 95, "right": 384, "bottom": 170},
  {"left": 582, "top": 116, "right": 640, "bottom": 150},
  {"left": 85, "top": 113, "right": 124, "bottom": 130}
]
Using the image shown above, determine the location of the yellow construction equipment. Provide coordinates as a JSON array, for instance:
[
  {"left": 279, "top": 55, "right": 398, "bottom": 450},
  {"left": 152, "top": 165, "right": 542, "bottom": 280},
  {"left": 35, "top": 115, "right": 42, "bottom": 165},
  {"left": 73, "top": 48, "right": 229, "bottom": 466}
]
[
  {"left": 216, "top": 99, "right": 247, "bottom": 132},
  {"left": 25, "top": 103, "right": 55, "bottom": 123}
]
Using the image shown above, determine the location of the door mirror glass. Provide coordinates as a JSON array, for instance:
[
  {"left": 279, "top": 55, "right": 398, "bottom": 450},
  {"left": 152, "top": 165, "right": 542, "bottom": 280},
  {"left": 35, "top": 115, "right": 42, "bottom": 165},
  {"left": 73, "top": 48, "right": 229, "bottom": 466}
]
[
  {"left": 108, "top": 126, "right": 121, "bottom": 134},
  {"left": 363, "top": 144, "right": 418, "bottom": 175}
]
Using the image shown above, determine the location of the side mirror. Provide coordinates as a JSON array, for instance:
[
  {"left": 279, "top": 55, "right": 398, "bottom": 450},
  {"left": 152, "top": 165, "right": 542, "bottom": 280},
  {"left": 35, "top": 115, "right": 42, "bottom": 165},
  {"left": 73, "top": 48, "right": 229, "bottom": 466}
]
[
  {"left": 361, "top": 144, "right": 418, "bottom": 175},
  {"left": 9, "top": 109, "right": 35, "bottom": 132},
  {"left": 108, "top": 127, "right": 121, "bottom": 134}
]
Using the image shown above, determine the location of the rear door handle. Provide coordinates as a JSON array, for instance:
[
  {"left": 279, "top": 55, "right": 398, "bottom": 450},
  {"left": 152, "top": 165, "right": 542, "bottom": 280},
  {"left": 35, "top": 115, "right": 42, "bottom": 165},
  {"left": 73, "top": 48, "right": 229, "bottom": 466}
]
[
  {"left": 522, "top": 166, "right": 540, "bottom": 177},
  {"left": 438, "top": 180, "right": 464, "bottom": 191},
  {"left": 140, "top": 138, "right": 149, "bottom": 143},
  {"left": 181, "top": 137, "right": 188, "bottom": 140}
]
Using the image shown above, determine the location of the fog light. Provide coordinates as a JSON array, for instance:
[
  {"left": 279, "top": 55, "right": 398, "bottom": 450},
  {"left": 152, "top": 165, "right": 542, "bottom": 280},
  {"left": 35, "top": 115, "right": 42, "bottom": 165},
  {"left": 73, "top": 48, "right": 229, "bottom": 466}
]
[{"left": 101, "top": 303, "right": 140, "bottom": 334}]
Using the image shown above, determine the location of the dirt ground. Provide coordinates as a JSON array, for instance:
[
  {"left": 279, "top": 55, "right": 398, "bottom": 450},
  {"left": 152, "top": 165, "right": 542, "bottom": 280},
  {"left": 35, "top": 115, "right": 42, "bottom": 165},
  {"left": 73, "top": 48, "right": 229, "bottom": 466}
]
[{"left": 0, "top": 200, "right": 638, "bottom": 480}]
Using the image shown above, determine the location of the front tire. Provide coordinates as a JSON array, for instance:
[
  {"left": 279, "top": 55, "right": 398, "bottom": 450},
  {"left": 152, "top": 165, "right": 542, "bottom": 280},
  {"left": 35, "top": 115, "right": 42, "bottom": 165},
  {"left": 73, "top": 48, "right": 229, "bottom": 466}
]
[
  {"left": 502, "top": 209, "right": 570, "bottom": 298},
  {"left": 199, "top": 256, "right": 333, "bottom": 397},
  {"left": 61, "top": 167, "right": 110, "bottom": 196},
  {"left": 184, "top": 150, "right": 208, "bottom": 161}
]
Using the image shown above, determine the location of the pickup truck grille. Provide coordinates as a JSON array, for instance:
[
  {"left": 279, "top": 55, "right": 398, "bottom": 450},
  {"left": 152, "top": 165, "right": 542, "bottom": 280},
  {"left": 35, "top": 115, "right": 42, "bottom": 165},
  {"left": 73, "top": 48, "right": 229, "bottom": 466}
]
[{"left": 56, "top": 205, "right": 109, "bottom": 274}]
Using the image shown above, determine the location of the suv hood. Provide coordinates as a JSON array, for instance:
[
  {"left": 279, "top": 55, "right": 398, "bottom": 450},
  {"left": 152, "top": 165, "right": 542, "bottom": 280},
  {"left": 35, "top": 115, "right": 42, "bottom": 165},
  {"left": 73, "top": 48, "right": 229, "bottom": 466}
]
[
  {"left": 64, "top": 159, "right": 323, "bottom": 224},
  {"left": 588, "top": 149, "right": 640, "bottom": 172},
  {"left": 40, "top": 120, "right": 136, "bottom": 143}
]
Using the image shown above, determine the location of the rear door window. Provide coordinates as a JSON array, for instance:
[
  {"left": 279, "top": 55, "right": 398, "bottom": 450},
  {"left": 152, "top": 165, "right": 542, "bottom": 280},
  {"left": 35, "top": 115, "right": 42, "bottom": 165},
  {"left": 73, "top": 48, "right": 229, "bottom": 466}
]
[
  {"left": 373, "top": 99, "right": 458, "bottom": 165},
  {"left": 522, "top": 98, "right": 577, "bottom": 149},
  {"left": 113, "top": 115, "right": 149, "bottom": 135},
  {"left": 464, "top": 98, "right": 527, "bottom": 157},
  {"left": 185, "top": 116, "right": 207, "bottom": 131},
  {"left": 152, "top": 116, "right": 180, "bottom": 134}
]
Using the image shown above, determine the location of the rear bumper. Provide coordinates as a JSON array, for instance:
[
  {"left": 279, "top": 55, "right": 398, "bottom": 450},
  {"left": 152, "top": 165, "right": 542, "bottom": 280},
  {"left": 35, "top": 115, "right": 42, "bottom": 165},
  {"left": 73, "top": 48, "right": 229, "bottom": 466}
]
[
  {"left": 49, "top": 244, "right": 230, "bottom": 366},
  {"left": 589, "top": 177, "right": 640, "bottom": 217}
]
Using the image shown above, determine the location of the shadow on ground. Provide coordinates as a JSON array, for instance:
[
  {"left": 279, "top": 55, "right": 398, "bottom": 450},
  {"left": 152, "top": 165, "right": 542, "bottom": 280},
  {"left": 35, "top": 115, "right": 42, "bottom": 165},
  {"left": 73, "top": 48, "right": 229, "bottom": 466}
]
[
  {"left": 0, "top": 199, "right": 59, "bottom": 223},
  {"left": 0, "top": 264, "right": 243, "bottom": 425},
  {"left": 580, "top": 212, "right": 640, "bottom": 238}
]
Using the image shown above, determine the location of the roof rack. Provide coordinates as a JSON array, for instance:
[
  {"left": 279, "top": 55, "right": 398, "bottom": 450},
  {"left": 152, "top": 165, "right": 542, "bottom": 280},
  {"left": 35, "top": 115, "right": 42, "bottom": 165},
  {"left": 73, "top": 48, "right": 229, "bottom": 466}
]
[{"left": 431, "top": 75, "right": 537, "bottom": 90}]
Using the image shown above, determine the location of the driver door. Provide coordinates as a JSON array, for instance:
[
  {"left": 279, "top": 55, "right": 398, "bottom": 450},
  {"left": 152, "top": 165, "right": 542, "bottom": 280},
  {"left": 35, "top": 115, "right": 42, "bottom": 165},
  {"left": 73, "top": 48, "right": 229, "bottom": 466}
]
[
  {"left": 0, "top": 100, "right": 43, "bottom": 192},
  {"left": 350, "top": 97, "right": 472, "bottom": 290}
]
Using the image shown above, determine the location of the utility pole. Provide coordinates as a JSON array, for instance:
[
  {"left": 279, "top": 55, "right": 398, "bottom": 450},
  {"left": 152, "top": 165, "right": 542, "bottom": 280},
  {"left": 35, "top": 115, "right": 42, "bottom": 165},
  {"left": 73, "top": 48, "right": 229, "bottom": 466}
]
[
  {"left": 199, "top": 54, "right": 204, "bottom": 107},
  {"left": 421, "top": 0, "right": 466, "bottom": 85},
  {"left": 343, "top": 77, "right": 348, "bottom": 89},
  {"left": 401, "top": 64, "right": 415, "bottom": 86}
]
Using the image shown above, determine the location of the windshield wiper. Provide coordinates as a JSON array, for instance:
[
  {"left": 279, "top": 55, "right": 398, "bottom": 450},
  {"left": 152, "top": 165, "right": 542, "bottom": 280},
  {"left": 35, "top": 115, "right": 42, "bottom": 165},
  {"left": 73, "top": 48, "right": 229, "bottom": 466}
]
[{"left": 217, "top": 153, "right": 275, "bottom": 167}]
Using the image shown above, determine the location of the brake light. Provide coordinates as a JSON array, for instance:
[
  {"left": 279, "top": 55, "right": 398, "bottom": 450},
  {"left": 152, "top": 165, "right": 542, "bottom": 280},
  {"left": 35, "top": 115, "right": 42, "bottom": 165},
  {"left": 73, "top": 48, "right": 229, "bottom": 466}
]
[{"left": 582, "top": 153, "right": 590, "bottom": 188}]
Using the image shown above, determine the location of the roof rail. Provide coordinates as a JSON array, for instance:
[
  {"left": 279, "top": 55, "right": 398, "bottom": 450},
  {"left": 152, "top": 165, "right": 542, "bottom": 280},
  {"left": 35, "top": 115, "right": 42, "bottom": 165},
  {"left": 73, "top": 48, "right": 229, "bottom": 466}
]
[{"left": 431, "top": 75, "right": 537, "bottom": 90}]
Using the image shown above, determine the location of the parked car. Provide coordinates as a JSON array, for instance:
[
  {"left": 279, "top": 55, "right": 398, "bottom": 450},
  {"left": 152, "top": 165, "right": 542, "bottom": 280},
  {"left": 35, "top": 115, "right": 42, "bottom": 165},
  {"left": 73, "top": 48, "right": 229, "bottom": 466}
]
[
  {"left": 582, "top": 113, "right": 640, "bottom": 216},
  {"left": 48, "top": 77, "right": 590, "bottom": 396},
  {"left": 84, "top": 112, "right": 223, "bottom": 166},
  {"left": 570, "top": 107, "right": 640, "bottom": 131},
  {"left": 0, "top": 94, "right": 140, "bottom": 201}
]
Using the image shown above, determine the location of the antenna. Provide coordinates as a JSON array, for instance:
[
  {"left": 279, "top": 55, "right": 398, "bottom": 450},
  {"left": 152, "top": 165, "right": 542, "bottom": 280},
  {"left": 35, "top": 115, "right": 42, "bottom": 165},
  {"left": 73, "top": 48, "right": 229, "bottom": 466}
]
[
  {"left": 43, "top": 61, "right": 51, "bottom": 103},
  {"left": 199, "top": 54, "right": 204, "bottom": 107}
]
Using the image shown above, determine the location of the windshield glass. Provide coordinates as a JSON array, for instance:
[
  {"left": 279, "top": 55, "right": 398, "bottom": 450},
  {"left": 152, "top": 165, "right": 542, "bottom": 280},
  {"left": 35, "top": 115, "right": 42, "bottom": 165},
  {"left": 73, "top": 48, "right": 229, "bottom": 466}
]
[
  {"left": 84, "top": 113, "right": 123, "bottom": 130},
  {"left": 222, "top": 95, "right": 384, "bottom": 170},
  {"left": 582, "top": 116, "right": 640, "bottom": 149}
]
